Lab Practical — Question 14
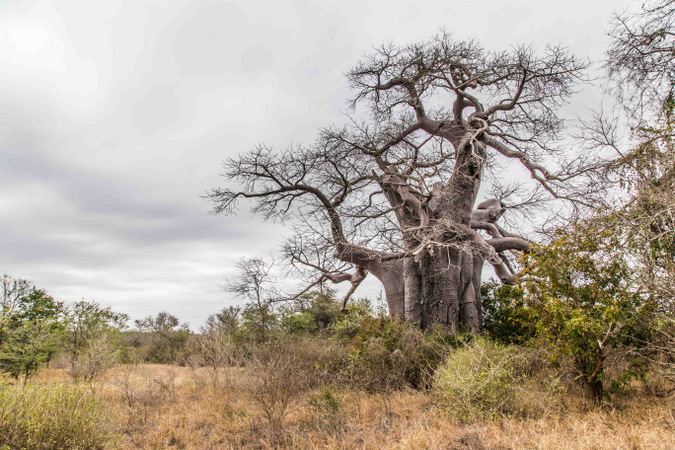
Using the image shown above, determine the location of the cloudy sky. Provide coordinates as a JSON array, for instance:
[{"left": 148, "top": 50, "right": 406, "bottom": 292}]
[{"left": 0, "top": 0, "right": 632, "bottom": 328}]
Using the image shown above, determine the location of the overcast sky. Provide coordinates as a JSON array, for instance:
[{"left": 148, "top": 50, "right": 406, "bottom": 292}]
[{"left": 0, "top": 0, "right": 633, "bottom": 329}]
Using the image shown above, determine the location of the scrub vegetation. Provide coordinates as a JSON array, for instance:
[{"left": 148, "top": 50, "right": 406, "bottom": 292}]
[{"left": 2, "top": 1, "right": 675, "bottom": 448}]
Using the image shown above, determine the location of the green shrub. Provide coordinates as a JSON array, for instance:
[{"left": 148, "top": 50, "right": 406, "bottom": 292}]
[
  {"left": 345, "top": 316, "right": 449, "bottom": 391},
  {"left": 309, "top": 387, "right": 344, "bottom": 434},
  {"left": 281, "top": 311, "right": 318, "bottom": 334},
  {"left": 434, "top": 338, "right": 545, "bottom": 422},
  {"left": 330, "top": 298, "right": 377, "bottom": 339},
  {"left": 280, "top": 291, "right": 342, "bottom": 334},
  {"left": 133, "top": 312, "right": 191, "bottom": 364},
  {"left": 522, "top": 225, "right": 655, "bottom": 402},
  {"left": 481, "top": 282, "right": 536, "bottom": 345},
  {"left": 0, "top": 382, "right": 118, "bottom": 449}
]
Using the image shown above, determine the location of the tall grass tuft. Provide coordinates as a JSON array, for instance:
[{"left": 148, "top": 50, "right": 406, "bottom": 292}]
[{"left": 0, "top": 381, "right": 118, "bottom": 449}]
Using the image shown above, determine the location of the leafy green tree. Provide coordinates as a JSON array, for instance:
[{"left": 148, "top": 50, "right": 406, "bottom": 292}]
[
  {"left": 202, "top": 306, "right": 241, "bottom": 337},
  {"left": 8, "top": 289, "right": 64, "bottom": 325},
  {"left": 0, "top": 275, "right": 33, "bottom": 346},
  {"left": 241, "top": 303, "right": 277, "bottom": 343},
  {"left": 0, "top": 321, "right": 61, "bottom": 381},
  {"left": 522, "top": 224, "right": 654, "bottom": 401},
  {"left": 0, "top": 287, "right": 65, "bottom": 381},
  {"left": 64, "top": 300, "right": 129, "bottom": 363}
]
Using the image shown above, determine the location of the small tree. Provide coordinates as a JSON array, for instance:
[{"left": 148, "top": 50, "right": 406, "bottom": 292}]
[
  {"left": 481, "top": 282, "right": 534, "bottom": 345},
  {"left": 0, "top": 275, "right": 34, "bottom": 346},
  {"left": 522, "top": 223, "right": 654, "bottom": 401},
  {"left": 134, "top": 311, "right": 190, "bottom": 364},
  {"left": 64, "top": 300, "right": 129, "bottom": 365},
  {"left": 573, "top": 0, "right": 675, "bottom": 386},
  {"left": 202, "top": 306, "right": 241, "bottom": 338},
  {"left": 0, "top": 288, "right": 65, "bottom": 381},
  {"left": 227, "top": 257, "right": 278, "bottom": 342},
  {"left": 0, "top": 321, "right": 61, "bottom": 381},
  {"left": 599, "top": 0, "right": 675, "bottom": 305},
  {"left": 280, "top": 290, "right": 342, "bottom": 334}
]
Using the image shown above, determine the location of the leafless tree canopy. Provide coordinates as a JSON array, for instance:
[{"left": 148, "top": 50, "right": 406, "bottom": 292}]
[
  {"left": 607, "top": 0, "right": 675, "bottom": 117},
  {"left": 210, "top": 33, "right": 607, "bottom": 331},
  {"left": 604, "top": 2, "right": 675, "bottom": 306}
]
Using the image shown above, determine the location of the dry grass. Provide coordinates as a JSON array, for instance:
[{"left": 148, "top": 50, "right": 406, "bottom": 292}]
[{"left": 13, "top": 364, "right": 675, "bottom": 449}]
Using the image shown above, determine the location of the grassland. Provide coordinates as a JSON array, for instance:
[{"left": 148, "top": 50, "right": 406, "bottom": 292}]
[{"left": 2, "top": 363, "right": 672, "bottom": 449}]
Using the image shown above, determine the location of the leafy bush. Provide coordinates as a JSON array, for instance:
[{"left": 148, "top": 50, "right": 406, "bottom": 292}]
[
  {"left": 0, "top": 285, "right": 65, "bottom": 380},
  {"left": 522, "top": 225, "right": 655, "bottom": 401},
  {"left": 308, "top": 387, "right": 344, "bottom": 434},
  {"left": 281, "top": 311, "right": 318, "bottom": 334},
  {"left": 0, "top": 382, "right": 118, "bottom": 449},
  {"left": 0, "top": 321, "right": 61, "bottom": 380},
  {"left": 434, "top": 338, "right": 545, "bottom": 422},
  {"left": 279, "top": 291, "right": 343, "bottom": 335},
  {"left": 481, "top": 282, "right": 536, "bottom": 345},
  {"left": 345, "top": 316, "right": 449, "bottom": 391},
  {"left": 330, "top": 297, "right": 379, "bottom": 340}
]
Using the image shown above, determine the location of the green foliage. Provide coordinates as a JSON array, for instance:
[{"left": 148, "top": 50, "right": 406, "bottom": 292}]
[
  {"left": 0, "top": 286, "right": 65, "bottom": 380},
  {"left": 282, "top": 311, "right": 317, "bottom": 334},
  {"left": 0, "top": 321, "right": 61, "bottom": 380},
  {"left": 280, "top": 290, "right": 342, "bottom": 334},
  {"left": 241, "top": 302, "right": 277, "bottom": 342},
  {"left": 309, "top": 387, "right": 343, "bottom": 433},
  {"left": 330, "top": 297, "right": 378, "bottom": 339},
  {"left": 0, "top": 382, "right": 118, "bottom": 449},
  {"left": 65, "top": 300, "right": 128, "bottom": 360},
  {"left": 8, "top": 289, "right": 64, "bottom": 326},
  {"left": 202, "top": 306, "right": 241, "bottom": 337},
  {"left": 481, "top": 282, "right": 535, "bottom": 345},
  {"left": 522, "top": 224, "right": 655, "bottom": 401}
]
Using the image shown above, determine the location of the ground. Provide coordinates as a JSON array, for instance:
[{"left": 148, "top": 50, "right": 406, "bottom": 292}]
[{"left": 20, "top": 364, "right": 675, "bottom": 449}]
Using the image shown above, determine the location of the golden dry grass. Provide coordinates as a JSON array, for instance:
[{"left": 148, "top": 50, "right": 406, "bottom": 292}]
[{"left": 19, "top": 364, "right": 675, "bottom": 449}]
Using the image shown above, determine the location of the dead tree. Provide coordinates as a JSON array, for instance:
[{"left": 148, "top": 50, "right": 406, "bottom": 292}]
[{"left": 210, "top": 33, "right": 606, "bottom": 332}]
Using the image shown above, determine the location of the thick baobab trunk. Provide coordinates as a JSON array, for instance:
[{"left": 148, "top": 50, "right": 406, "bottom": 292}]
[
  {"left": 361, "top": 140, "right": 491, "bottom": 332},
  {"left": 368, "top": 250, "right": 484, "bottom": 333},
  {"left": 420, "top": 249, "right": 483, "bottom": 332}
]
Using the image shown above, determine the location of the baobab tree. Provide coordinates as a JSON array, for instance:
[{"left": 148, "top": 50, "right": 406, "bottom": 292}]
[{"left": 210, "top": 33, "right": 606, "bottom": 332}]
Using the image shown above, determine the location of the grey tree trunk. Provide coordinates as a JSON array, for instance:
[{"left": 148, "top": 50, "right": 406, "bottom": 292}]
[{"left": 367, "top": 248, "right": 484, "bottom": 332}]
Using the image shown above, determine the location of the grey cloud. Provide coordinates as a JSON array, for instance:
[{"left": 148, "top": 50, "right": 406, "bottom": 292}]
[
  {"left": 172, "top": 1, "right": 251, "bottom": 78},
  {"left": 130, "top": 82, "right": 184, "bottom": 136},
  {"left": 0, "top": 229, "right": 68, "bottom": 263}
]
